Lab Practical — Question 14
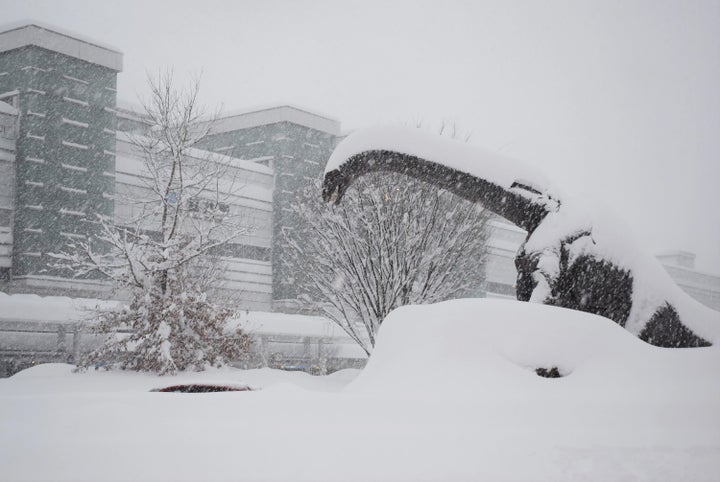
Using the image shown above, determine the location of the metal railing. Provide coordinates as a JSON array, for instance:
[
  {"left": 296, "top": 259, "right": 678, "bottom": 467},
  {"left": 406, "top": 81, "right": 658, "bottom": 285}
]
[{"left": 0, "top": 319, "right": 366, "bottom": 378}]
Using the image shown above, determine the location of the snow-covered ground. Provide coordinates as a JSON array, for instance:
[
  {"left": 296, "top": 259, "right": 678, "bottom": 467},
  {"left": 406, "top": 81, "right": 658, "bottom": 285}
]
[{"left": 1, "top": 299, "right": 718, "bottom": 481}]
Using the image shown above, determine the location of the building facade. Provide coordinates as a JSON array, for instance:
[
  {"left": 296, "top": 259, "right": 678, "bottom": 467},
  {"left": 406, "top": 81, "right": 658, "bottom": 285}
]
[
  {"left": 656, "top": 251, "right": 720, "bottom": 311},
  {"left": 0, "top": 23, "right": 121, "bottom": 295},
  {"left": 0, "top": 94, "right": 18, "bottom": 279},
  {"left": 0, "top": 23, "right": 344, "bottom": 310},
  {"left": 194, "top": 106, "right": 341, "bottom": 305},
  {"left": 484, "top": 219, "right": 720, "bottom": 312}
]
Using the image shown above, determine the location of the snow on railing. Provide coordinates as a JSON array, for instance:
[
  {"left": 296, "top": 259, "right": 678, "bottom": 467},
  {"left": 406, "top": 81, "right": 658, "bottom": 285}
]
[
  {"left": 61, "top": 163, "right": 88, "bottom": 173},
  {"left": 62, "top": 96, "right": 89, "bottom": 107},
  {"left": 59, "top": 208, "right": 85, "bottom": 217},
  {"left": 61, "top": 141, "right": 89, "bottom": 150},
  {"left": 20, "top": 66, "right": 50, "bottom": 73},
  {"left": 62, "top": 74, "right": 89, "bottom": 85},
  {"left": 60, "top": 232, "right": 86, "bottom": 239},
  {"left": 60, "top": 186, "right": 87, "bottom": 195},
  {"left": 62, "top": 118, "right": 89, "bottom": 128}
]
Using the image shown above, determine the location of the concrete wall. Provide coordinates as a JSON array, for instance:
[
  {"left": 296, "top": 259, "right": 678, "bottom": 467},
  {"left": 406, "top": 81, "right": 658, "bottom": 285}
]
[
  {"left": 0, "top": 43, "right": 119, "bottom": 281},
  {"left": 196, "top": 108, "right": 341, "bottom": 305}
]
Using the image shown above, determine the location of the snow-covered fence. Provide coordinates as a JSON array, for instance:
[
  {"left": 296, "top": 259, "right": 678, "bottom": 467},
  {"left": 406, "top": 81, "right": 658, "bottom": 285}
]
[
  {"left": 247, "top": 333, "right": 366, "bottom": 375},
  {"left": 0, "top": 318, "right": 367, "bottom": 378},
  {"left": 0, "top": 294, "right": 368, "bottom": 377},
  {"left": 0, "top": 320, "right": 95, "bottom": 377}
]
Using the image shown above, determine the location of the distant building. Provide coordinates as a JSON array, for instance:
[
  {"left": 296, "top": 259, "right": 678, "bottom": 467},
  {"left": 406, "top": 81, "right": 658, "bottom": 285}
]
[
  {"left": 485, "top": 219, "right": 720, "bottom": 312},
  {"left": 1, "top": 21, "right": 718, "bottom": 314},
  {"left": 194, "top": 106, "right": 341, "bottom": 306},
  {"left": 0, "top": 93, "right": 18, "bottom": 279},
  {"left": 656, "top": 251, "right": 720, "bottom": 311},
  {"left": 0, "top": 23, "right": 121, "bottom": 295},
  {"left": 484, "top": 219, "right": 525, "bottom": 299},
  {"left": 0, "top": 22, "right": 347, "bottom": 310},
  {"left": 112, "top": 119, "right": 276, "bottom": 309}
]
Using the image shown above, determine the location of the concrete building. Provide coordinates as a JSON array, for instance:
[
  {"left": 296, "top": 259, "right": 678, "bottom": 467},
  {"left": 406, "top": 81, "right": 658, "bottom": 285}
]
[
  {"left": 484, "top": 218, "right": 720, "bottom": 312},
  {"left": 112, "top": 115, "right": 276, "bottom": 309},
  {"left": 656, "top": 251, "right": 720, "bottom": 311},
  {"left": 0, "top": 23, "right": 120, "bottom": 295},
  {"left": 0, "top": 94, "right": 18, "bottom": 280},
  {"left": 0, "top": 23, "right": 344, "bottom": 310},
  {"left": 484, "top": 219, "right": 525, "bottom": 299},
  {"left": 194, "top": 105, "right": 341, "bottom": 305}
]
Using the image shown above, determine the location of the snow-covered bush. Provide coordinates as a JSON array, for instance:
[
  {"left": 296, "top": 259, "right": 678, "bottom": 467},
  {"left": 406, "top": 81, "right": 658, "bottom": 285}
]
[
  {"left": 286, "top": 173, "right": 491, "bottom": 354},
  {"left": 82, "top": 272, "right": 251, "bottom": 375},
  {"left": 54, "top": 72, "right": 254, "bottom": 374}
]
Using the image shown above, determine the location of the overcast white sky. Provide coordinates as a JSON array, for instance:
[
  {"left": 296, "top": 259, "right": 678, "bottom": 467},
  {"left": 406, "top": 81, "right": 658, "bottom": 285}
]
[{"left": 3, "top": 0, "right": 720, "bottom": 272}]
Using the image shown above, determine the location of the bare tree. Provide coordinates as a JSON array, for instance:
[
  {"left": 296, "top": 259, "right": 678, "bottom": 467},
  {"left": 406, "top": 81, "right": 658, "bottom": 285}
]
[
  {"left": 286, "top": 173, "right": 491, "bottom": 355},
  {"left": 53, "top": 72, "right": 252, "bottom": 374}
]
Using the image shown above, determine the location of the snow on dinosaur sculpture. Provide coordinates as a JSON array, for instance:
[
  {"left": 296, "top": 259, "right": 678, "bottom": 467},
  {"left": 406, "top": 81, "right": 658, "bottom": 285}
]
[{"left": 322, "top": 126, "right": 720, "bottom": 348}]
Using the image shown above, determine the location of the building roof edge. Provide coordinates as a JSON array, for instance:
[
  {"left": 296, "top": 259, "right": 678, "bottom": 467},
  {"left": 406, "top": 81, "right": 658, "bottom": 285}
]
[{"left": 0, "top": 21, "right": 123, "bottom": 71}]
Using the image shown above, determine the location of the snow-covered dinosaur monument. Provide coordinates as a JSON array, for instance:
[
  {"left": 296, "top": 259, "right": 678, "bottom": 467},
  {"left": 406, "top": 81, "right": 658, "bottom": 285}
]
[{"left": 322, "top": 126, "right": 720, "bottom": 348}]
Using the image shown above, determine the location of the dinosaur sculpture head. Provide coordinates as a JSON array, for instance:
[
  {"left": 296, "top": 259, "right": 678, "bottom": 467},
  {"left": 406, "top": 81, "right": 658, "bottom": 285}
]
[{"left": 322, "top": 167, "right": 350, "bottom": 205}]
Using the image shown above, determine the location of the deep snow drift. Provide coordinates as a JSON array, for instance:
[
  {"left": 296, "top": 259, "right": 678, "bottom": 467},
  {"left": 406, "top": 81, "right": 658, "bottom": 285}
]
[
  {"left": 352, "top": 299, "right": 720, "bottom": 398},
  {"left": 1, "top": 299, "right": 718, "bottom": 481}
]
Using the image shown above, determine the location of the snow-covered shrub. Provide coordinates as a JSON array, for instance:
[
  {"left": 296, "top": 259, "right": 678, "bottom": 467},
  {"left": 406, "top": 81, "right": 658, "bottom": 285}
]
[
  {"left": 81, "top": 273, "right": 251, "bottom": 375},
  {"left": 54, "top": 72, "right": 254, "bottom": 374},
  {"left": 286, "top": 173, "right": 491, "bottom": 354}
]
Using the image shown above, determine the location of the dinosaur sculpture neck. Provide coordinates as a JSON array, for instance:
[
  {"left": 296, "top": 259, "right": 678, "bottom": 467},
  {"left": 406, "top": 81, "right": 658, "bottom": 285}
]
[{"left": 323, "top": 149, "right": 551, "bottom": 234}]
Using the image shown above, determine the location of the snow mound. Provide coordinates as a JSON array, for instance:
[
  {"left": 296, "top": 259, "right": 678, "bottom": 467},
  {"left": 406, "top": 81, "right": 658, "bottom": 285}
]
[
  {"left": 349, "top": 299, "right": 720, "bottom": 401},
  {"left": 0, "top": 292, "right": 118, "bottom": 323}
]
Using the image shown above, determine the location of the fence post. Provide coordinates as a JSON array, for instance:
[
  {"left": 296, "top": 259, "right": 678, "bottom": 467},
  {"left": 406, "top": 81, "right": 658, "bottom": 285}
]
[
  {"left": 317, "top": 338, "right": 328, "bottom": 375},
  {"left": 259, "top": 335, "right": 268, "bottom": 367},
  {"left": 72, "top": 324, "right": 82, "bottom": 363},
  {"left": 56, "top": 324, "right": 67, "bottom": 354}
]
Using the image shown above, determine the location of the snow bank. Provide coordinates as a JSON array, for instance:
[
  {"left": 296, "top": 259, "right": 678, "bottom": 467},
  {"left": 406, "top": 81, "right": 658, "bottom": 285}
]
[
  {"left": 0, "top": 292, "right": 117, "bottom": 323},
  {"left": 350, "top": 299, "right": 720, "bottom": 399},
  {"left": 232, "top": 310, "right": 350, "bottom": 338}
]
